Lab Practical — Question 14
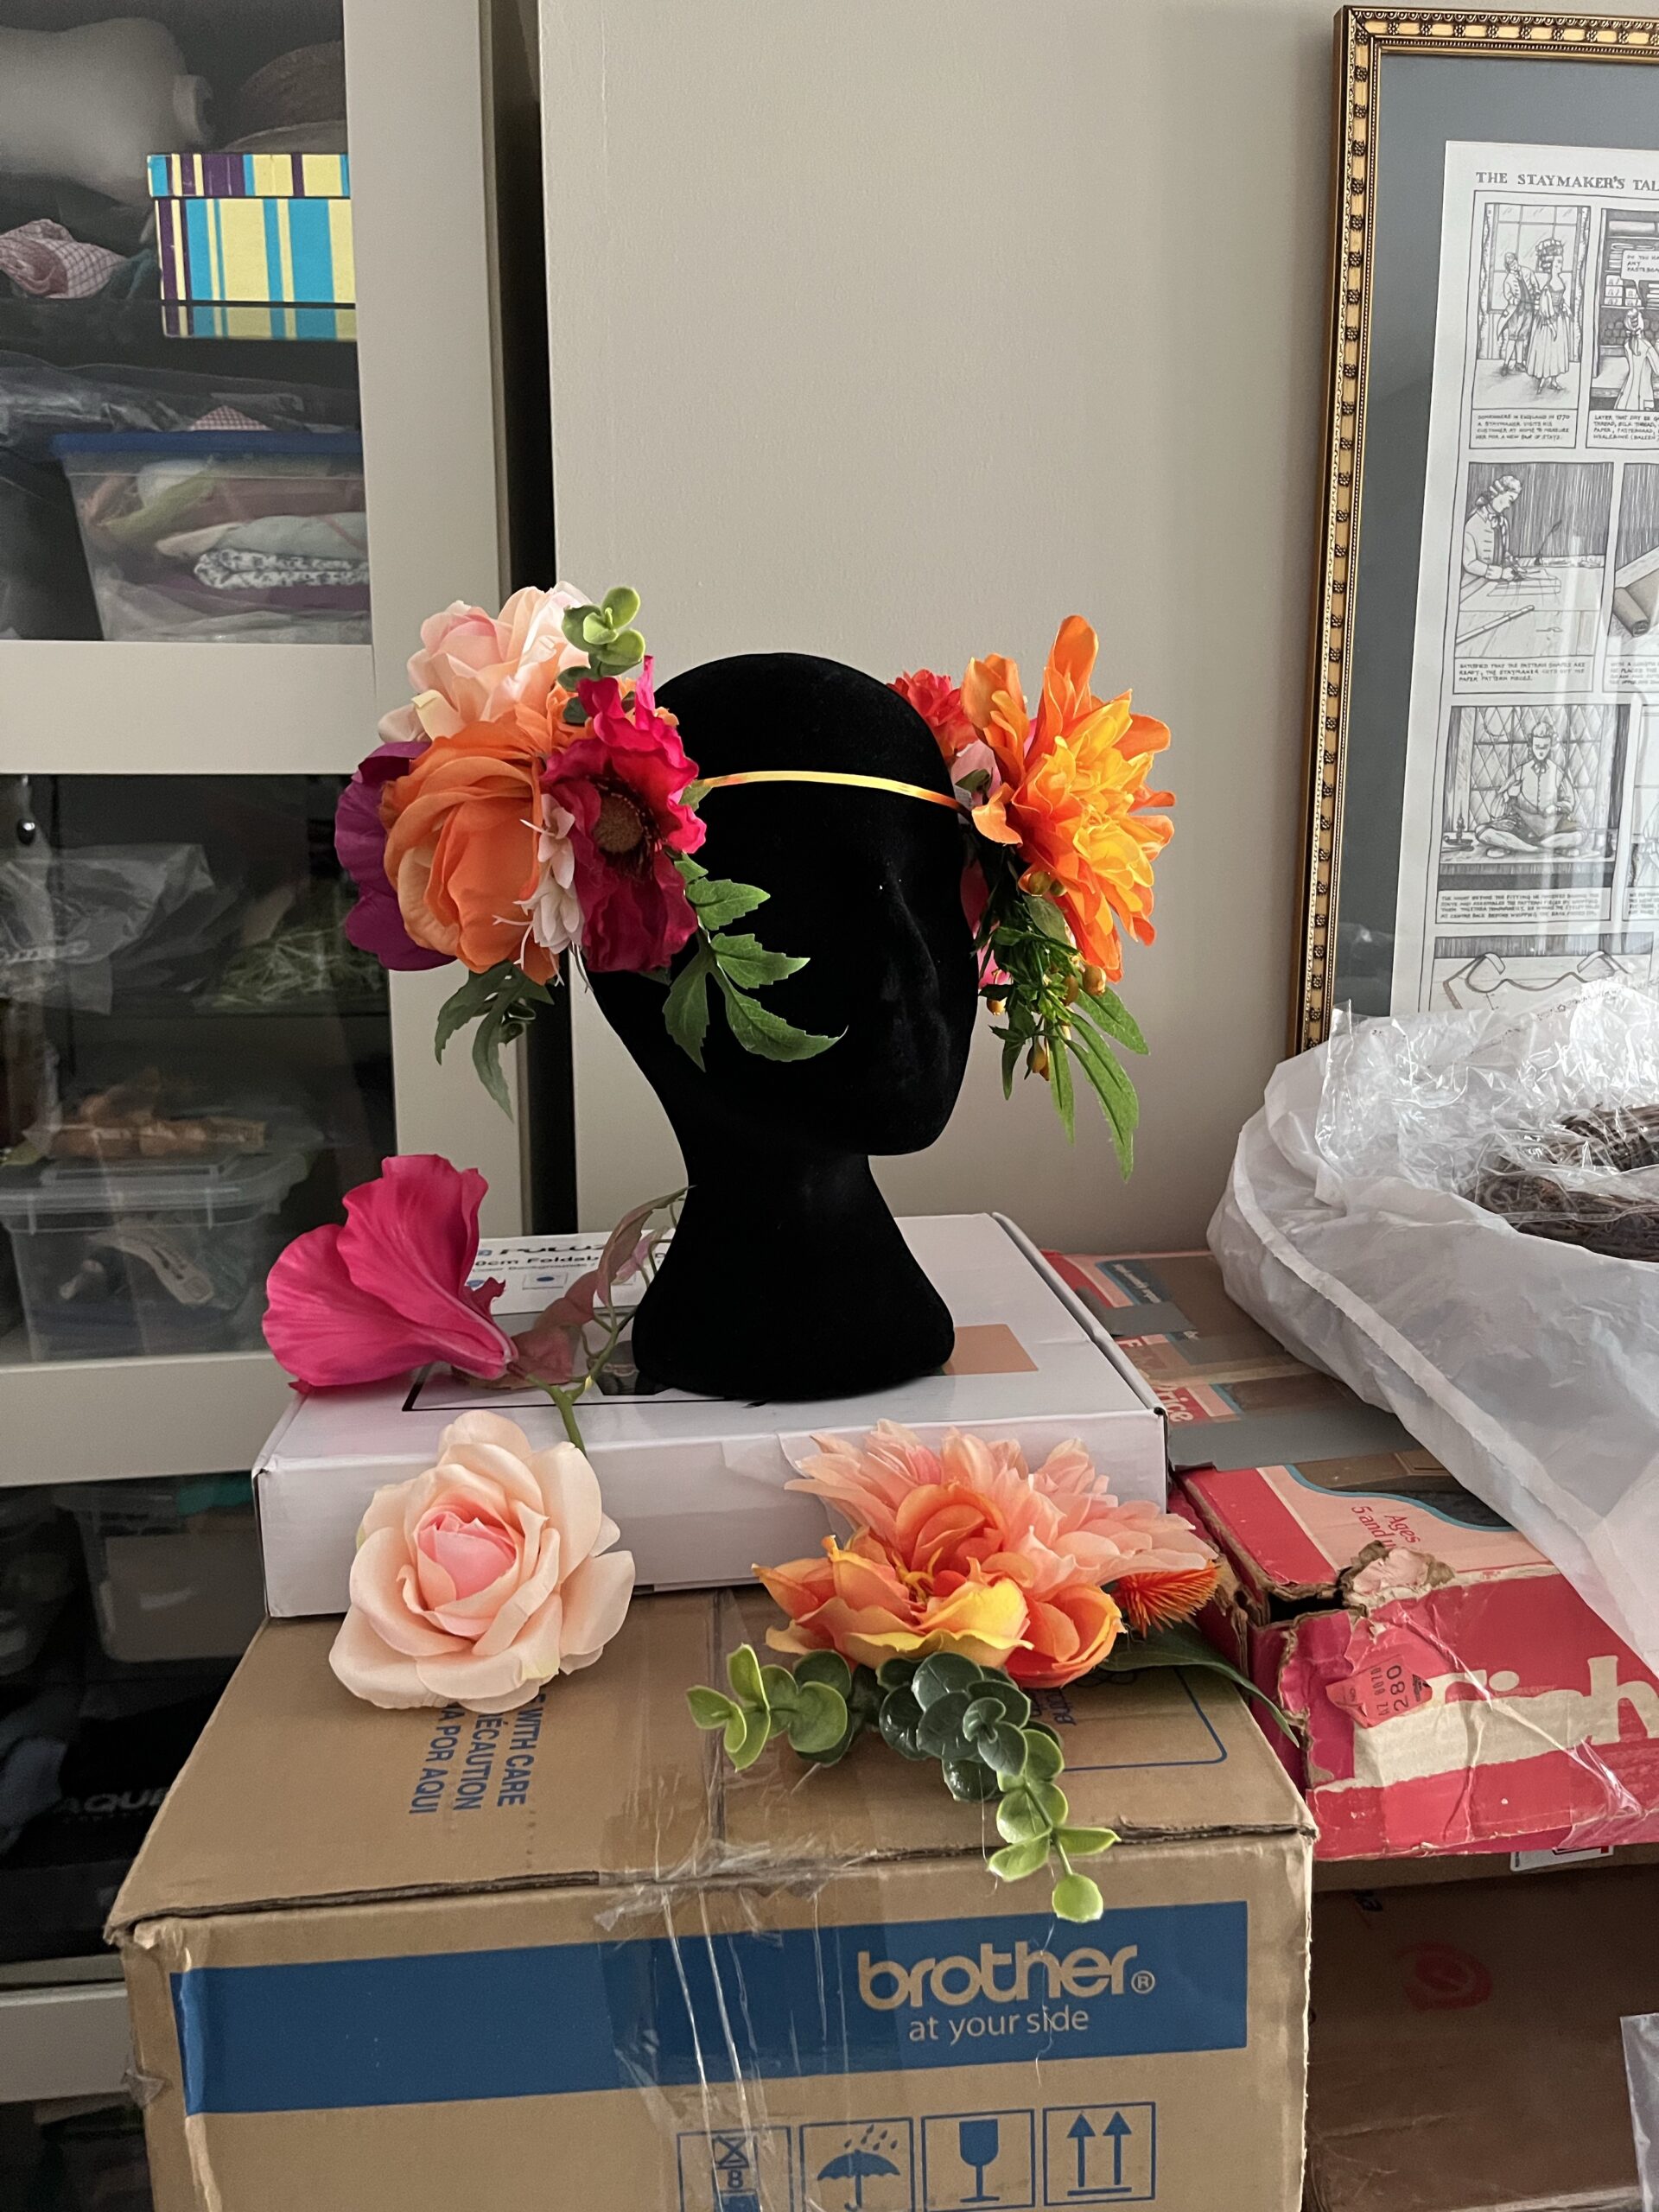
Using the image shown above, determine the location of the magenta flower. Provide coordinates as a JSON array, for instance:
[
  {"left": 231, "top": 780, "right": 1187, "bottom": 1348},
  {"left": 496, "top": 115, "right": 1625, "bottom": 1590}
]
[
  {"left": 335, "top": 740, "right": 449, "bottom": 971},
  {"left": 264, "top": 1154, "right": 512, "bottom": 1389},
  {"left": 543, "top": 660, "right": 706, "bottom": 973}
]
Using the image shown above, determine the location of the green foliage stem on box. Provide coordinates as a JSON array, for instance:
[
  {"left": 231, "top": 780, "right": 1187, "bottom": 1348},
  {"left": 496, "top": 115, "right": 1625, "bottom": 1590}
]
[{"left": 687, "top": 1645, "right": 1116, "bottom": 1923}]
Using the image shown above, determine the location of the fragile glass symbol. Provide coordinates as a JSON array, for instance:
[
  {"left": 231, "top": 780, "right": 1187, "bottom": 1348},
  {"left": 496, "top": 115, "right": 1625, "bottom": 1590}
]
[{"left": 957, "top": 2116, "right": 1001, "bottom": 2202}]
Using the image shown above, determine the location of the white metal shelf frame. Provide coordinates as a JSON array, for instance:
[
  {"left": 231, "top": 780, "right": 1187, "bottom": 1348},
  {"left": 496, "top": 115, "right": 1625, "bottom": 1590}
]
[{"left": 0, "top": 0, "right": 528, "bottom": 1488}]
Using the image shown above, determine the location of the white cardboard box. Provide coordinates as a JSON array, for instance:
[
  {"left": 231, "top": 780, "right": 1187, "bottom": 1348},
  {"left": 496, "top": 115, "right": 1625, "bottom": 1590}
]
[{"left": 254, "top": 1212, "right": 1166, "bottom": 1616}]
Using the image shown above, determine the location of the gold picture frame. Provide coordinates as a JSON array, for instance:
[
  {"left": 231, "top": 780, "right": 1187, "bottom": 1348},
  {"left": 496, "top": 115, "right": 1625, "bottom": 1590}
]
[{"left": 1299, "top": 8, "right": 1659, "bottom": 1049}]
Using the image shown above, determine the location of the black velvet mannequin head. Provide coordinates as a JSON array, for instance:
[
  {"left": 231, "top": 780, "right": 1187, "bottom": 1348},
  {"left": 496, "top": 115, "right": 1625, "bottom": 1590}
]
[{"left": 588, "top": 652, "right": 976, "bottom": 1401}]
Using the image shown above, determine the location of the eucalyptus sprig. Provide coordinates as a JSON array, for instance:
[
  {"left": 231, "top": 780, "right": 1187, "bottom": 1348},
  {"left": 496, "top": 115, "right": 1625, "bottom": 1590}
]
[
  {"left": 556, "top": 587, "right": 646, "bottom": 724},
  {"left": 688, "top": 1645, "right": 1116, "bottom": 1923},
  {"left": 973, "top": 843, "right": 1146, "bottom": 1170}
]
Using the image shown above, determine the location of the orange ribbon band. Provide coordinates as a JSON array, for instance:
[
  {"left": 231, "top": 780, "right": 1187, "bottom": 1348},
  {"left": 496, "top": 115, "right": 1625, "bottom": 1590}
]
[{"left": 686, "top": 769, "right": 960, "bottom": 810}]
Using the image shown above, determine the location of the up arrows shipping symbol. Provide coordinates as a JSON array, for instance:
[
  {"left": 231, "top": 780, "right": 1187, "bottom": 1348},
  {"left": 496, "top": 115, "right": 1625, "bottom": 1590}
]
[
  {"left": 1067, "top": 2113, "right": 1096, "bottom": 2191},
  {"left": 1065, "top": 2108, "right": 1135, "bottom": 2196}
]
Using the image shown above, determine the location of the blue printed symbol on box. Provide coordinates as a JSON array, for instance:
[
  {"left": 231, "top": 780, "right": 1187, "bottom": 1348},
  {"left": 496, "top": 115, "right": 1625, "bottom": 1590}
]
[
  {"left": 1041, "top": 2104, "right": 1155, "bottom": 2205},
  {"left": 922, "top": 2108, "right": 1035, "bottom": 2208},
  {"left": 678, "top": 2124, "right": 794, "bottom": 2212},
  {"left": 803, "top": 2117, "right": 915, "bottom": 2212}
]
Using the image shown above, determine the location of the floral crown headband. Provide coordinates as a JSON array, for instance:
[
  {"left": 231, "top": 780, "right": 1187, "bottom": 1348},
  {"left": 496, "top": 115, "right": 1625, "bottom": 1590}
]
[{"left": 340, "top": 585, "right": 1172, "bottom": 1159}]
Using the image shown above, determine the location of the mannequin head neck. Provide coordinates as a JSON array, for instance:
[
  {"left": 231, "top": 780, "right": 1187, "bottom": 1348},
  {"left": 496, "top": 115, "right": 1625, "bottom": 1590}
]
[{"left": 588, "top": 652, "right": 976, "bottom": 1401}]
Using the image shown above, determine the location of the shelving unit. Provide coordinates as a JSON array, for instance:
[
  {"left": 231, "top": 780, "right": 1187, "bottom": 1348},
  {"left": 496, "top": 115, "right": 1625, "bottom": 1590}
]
[
  {"left": 0, "top": 0, "right": 529, "bottom": 1488},
  {"left": 0, "top": 0, "right": 549, "bottom": 2129}
]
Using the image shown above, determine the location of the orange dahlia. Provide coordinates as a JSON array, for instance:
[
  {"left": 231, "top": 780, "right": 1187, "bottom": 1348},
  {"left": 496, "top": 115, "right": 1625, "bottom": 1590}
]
[{"left": 960, "top": 618, "right": 1172, "bottom": 983}]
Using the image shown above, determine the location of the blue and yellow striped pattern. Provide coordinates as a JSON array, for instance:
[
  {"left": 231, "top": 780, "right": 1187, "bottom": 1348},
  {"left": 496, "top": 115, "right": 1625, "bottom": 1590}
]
[
  {"left": 148, "top": 151, "right": 350, "bottom": 200},
  {"left": 157, "top": 195, "right": 356, "bottom": 306},
  {"left": 161, "top": 302, "right": 358, "bottom": 341}
]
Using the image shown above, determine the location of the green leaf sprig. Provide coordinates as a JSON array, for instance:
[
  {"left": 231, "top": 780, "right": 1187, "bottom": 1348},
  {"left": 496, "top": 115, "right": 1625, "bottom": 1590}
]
[
  {"left": 427, "top": 583, "right": 842, "bottom": 1105},
  {"left": 664, "top": 856, "right": 841, "bottom": 1068},
  {"left": 1087, "top": 1619, "right": 1294, "bottom": 1738},
  {"left": 974, "top": 849, "right": 1146, "bottom": 1170},
  {"left": 685, "top": 1643, "right": 864, "bottom": 1768},
  {"left": 434, "top": 958, "right": 551, "bottom": 1115},
  {"left": 556, "top": 587, "right": 645, "bottom": 724},
  {"left": 688, "top": 1645, "right": 1115, "bottom": 1923}
]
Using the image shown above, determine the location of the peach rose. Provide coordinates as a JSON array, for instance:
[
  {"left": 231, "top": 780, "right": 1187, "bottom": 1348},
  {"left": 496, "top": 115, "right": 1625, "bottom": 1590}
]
[
  {"left": 380, "top": 722, "right": 560, "bottom": 979},
  {"left": 377, "top": 583, "right": 591, "bottom": 749},
  {"left": 330, "top": 1412, "right": 634, "bottom": 1714}
]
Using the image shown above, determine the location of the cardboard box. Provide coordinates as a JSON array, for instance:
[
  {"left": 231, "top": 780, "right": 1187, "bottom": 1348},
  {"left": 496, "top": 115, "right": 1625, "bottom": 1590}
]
[
  {"left": 1180, "top": 1457, "right": 1659, "bottom": 1863},
  {"left": 154, "top": 194, "right": 355, "bottom": 306},
  {"left": 148, "top": 153, "right": 352, "bottom": 199},
  {"left": 257, "top": 1214, "right": 1166, "bottom": 1618},
  {"left": 111, "top": 1593, "right": 1313, "bottom": 2212},
  {"left": 1306, "top": 1867, "right": 1659, "bottom": 2212},
  {"left": 1046, "top": 1250, "right": 1420, "bottom": 1473}
]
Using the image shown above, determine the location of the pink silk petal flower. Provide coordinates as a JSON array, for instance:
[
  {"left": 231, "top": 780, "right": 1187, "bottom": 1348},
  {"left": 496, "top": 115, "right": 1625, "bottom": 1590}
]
[
  {"left": 333, "top": 1156, "right": 512, "bottom": 1379},
  {"left": 419, "top": 1514, "right": 518, "bottom": 1600},
  {"left": 329, "top": 1609, "right": 432, "bottom": 1707},
  {"left": 264, "top": 1224, "right": 461, "bottom": 1389},
  {"left": 555, "top": 1551, "right": 637, "bottom": 1670}
]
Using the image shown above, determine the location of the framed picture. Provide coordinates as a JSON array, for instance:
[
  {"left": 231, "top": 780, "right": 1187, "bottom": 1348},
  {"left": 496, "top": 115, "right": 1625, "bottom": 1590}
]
[{"left": 1298, "top": 8, "right": 1659, "bottom": 1047}]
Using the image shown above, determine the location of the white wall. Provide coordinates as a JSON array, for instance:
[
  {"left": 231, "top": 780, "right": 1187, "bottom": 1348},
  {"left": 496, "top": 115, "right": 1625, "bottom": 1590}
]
[{"left": 540, "top": 0, "right": 1338, "bottom": 1248}]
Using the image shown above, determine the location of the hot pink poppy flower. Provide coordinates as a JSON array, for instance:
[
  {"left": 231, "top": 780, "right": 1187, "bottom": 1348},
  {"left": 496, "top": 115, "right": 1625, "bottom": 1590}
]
[
  {"left": 543, "top": 660, "right": 706, "bottom": 973},
  {"left": 264, "top": 1154, "right": 512, "bottom": 1389}
]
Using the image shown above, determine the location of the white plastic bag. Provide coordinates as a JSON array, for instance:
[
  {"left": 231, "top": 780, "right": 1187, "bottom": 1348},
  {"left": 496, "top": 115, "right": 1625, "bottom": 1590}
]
[{"left": 1209, "top": 982, "right": 1659, "bottom": 1675}]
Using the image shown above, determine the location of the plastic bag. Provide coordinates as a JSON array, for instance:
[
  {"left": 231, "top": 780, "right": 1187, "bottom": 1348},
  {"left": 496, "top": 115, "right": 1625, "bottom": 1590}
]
[
  {"left": 0, "top": 844, "right": 213, "bottom": 1010},
  {"left": 1209, "top": 982, "right": 1659, "bottom": 1675},
  {"left": 1628, "top": 2013, "right": 1659, "bottom": 2212}
]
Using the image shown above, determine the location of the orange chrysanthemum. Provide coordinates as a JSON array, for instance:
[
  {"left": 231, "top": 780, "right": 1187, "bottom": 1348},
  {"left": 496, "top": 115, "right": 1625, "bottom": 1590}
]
[
  {"left": 757, "top": 1423, "right": 1217, "bottom": 1690},
  {"left": 959, "top": 618, "right": 1172, "bottom": 983}
]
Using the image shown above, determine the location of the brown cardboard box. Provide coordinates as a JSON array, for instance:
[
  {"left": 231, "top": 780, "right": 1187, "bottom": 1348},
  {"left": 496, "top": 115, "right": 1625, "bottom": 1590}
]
[
  {"left": 1306, "top": 1867, "right": 1659, "bottom": 2212},
  {"left": 111, "top": 1592, "right": 1314, "bottom": 2212}
]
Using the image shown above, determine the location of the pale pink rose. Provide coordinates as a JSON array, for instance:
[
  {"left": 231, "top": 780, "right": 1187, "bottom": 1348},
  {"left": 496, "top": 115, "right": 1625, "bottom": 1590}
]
[
  {"left": 330, "top": 1412, "right": 634, "bottom": 1715},
  {"left": 401, "top": 582, "right": 593, "bottom": 741}
]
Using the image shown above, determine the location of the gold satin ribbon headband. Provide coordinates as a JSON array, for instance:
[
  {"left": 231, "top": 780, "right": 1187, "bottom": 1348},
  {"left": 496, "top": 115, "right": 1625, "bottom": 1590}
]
[{"left": 688, "top": 769, "right": 960, "bottom": 809}]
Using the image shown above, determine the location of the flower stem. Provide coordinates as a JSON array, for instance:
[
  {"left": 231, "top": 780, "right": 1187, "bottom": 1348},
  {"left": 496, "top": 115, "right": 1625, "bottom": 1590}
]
[{"left": 543, "top": 1382, "right": 588, "bottom": 1452}]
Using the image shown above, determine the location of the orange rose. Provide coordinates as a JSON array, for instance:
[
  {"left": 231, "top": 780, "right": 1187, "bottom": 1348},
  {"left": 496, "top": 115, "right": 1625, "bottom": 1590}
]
[{"left": 381, "top": 722, "right": 560, "bottom": 980}]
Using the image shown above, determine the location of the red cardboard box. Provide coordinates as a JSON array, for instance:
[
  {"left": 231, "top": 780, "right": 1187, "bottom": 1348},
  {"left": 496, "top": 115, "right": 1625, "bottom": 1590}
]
[{"left": 1180, "top": 1455, "right": 1659, "bottom": 1862}]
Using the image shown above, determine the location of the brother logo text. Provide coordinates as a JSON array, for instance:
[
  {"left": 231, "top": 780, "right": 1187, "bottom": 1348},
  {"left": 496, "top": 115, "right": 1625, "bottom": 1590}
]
[{"left": 858, "top": 1941, "right": 1145, "bottom": 2010}]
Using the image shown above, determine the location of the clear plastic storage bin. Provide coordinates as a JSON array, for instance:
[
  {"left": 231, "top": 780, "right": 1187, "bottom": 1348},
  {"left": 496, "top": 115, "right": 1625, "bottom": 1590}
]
[
  {"left": 53, "top": 1478, "right": 264, "bottom": 1665},
  {"left": 0, "top": 1149, "right": 308, "bottom": 1361},
  {"left": 51, "top": 429, "right": 368, "bottom": 644},
  {"left": 0, "top": 1492, "right": 75, "bottom": 1676}
]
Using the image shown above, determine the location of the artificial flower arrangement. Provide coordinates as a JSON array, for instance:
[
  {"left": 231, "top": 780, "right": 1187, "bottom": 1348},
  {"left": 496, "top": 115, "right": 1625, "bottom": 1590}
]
[
  {"left": 893, "top": 628, "right": 1172, "bottom": 1162},
  {"left": 262, "top": 1153, "right": 676, "bottom": 1711},
  {"left": 261, "top": 1149, "right": 1278, "bottom": 1931},
  {"left": 687, "top": 1423, "right": 1249, "bottom": 1925},
  {"left": 339, "top": 584, "right": 1171, "bottom": 1154}
]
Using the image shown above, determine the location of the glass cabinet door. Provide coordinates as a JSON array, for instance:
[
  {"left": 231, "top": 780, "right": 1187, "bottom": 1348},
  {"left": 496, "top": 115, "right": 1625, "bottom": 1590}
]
[
  {"left": 0, "top": 0, "right": 364, "bottom": 645},
  {"left": 0, "top": 773, "right": 391, "bottom": 1364}
]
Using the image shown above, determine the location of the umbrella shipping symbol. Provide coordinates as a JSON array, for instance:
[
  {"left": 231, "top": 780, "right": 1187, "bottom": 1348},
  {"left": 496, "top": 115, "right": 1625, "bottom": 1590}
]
[
  {"left": 803, "top": 2118, "right": 916, "bottom": 2212},
  {"left": 1040, "top": 2104, "right": 1155, "bottom": 2204}
]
